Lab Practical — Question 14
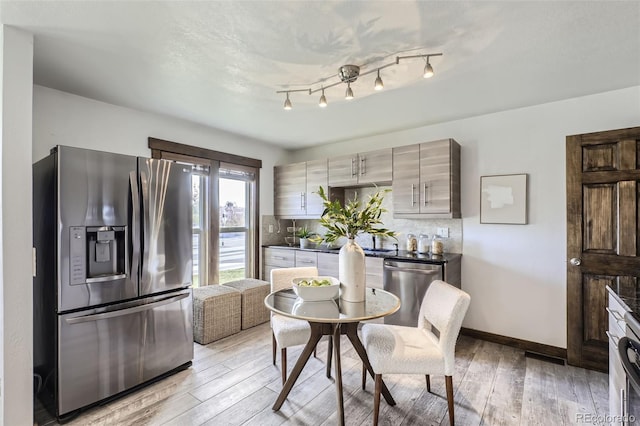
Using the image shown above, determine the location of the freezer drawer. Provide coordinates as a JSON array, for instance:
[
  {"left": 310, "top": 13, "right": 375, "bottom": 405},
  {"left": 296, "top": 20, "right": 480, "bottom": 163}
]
[{"left": 57, "top": 289, "right": 193, "bottom": 416}]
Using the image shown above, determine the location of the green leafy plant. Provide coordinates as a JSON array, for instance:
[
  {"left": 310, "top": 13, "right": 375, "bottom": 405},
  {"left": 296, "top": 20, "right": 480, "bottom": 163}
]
[
  {"left": 296, "top": 226, "right": 316, "bottom": 239},
  {"left": 311, "top": 186, "right": 396, "bottom": 244}
]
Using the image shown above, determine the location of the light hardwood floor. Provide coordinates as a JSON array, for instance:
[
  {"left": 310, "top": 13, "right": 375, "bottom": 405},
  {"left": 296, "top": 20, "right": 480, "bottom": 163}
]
[{"left": 35, "top": 322, "right": 608, "bottom": 426}]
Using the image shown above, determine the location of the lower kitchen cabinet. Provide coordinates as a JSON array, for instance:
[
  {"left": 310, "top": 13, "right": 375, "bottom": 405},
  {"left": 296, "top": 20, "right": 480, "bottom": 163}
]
[
  {"left": 264, "top": 248, "right": 386, "bottom": 291},
  {"left": 263, "top": 247, "right": 295, "bottom": 281},
  {"left": 365, "top": 257, "right": 383, "bottom": 289},
  {"left": 295, "top": 250, "right": 318, "bottom": 268},
  {"left": 317, "top": 252, "right": 339, "bottom": 277}
]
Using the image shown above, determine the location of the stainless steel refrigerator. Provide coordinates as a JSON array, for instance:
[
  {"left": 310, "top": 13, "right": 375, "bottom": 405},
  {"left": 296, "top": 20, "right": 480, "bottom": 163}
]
[{"left": 33, "top": 145, "right": 194, "bottom": 421}]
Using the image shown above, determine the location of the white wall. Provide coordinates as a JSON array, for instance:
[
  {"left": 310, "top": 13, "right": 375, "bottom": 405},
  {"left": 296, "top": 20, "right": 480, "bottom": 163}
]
[
  {"left": 1, "top": 25, "right": 34, "bottom": 424},
  {"left": 33, "top": 85, "right": 288, "bottom": 216},
  {"left": 291, "top": 86, "right": 640, "bottom": 348}
]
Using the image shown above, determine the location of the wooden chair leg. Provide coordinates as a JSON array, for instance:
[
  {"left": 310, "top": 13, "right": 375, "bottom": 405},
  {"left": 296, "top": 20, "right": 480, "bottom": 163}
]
[
  {"left": 373, "top": 374, "right": 382, "bottom": 426},
  {"left": 362, "top": 364, "right": 366, "bottom": 390},
  {"left": 272, "top": 332, "right": 277, "bottom": 365},
  {"left": 425, "top": 374, "right": 431, "bottom": 392},
  {"left": 281, "top": 348, "right": 287, "bottom": 385},
  {"left": 445, "top": 375, "right": 454, "bottom": 426},
  {"left": 326, "top": 335, "right": 333, "bottom": 378}
]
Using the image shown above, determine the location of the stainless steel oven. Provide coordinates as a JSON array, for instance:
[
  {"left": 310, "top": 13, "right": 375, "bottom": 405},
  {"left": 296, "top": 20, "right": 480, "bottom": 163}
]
[{"left": 618, "top": 312, "right": 640, "bottom": 425}]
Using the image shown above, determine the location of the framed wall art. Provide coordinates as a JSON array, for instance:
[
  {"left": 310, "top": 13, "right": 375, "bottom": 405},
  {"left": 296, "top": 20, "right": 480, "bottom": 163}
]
[{"left": 480, "top": 174, "right": 528, "bottom": 224}]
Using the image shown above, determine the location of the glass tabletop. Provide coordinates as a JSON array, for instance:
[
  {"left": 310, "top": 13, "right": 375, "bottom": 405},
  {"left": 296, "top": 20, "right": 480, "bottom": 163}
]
[{"left": 264, "top": 287, "right": 401, "bottom": 323}]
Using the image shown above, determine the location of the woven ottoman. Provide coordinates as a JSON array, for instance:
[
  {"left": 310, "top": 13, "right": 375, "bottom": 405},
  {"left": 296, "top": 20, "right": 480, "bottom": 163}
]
[
  {"left": 193, "top": 285, "right": 241, "bottom": 345},
  {"left": 222, "top": 278, "right": 271, "bottom": 329}
]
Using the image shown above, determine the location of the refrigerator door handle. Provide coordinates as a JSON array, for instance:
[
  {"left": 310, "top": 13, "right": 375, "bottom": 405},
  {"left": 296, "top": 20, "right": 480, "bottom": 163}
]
[
  {"left": 65, "top": 292, "right": 190, "bottom": 325},
  {"left": 139, "top": 168, "right": 150, "bottom": 275},
  {"left": 130, "top": 171, "right": 141, "bottom": 278}
]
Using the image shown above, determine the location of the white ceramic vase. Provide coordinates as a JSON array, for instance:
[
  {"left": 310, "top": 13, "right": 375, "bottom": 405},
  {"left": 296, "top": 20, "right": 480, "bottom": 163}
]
[{"left": 339, "top": 238, "right": 366, "bottom": 302}]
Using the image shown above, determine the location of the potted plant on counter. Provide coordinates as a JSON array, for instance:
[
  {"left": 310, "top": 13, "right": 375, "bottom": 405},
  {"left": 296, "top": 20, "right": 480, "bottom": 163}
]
[
  {"left": 311, "top": 186, "right": 396, "bottom": 302},
  {"left": 296, "top": 226, "right": 317, "bottom": 249}
]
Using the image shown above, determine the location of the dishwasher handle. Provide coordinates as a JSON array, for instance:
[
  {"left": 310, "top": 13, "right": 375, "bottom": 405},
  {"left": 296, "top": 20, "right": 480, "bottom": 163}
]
[{"left": 384, "top": 264, "right": 440, "bottom": 274}]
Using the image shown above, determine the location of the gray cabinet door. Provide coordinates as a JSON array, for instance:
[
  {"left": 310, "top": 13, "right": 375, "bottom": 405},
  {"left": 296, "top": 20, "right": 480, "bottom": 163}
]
[
  {"left": 317, "top": 252, "right": 339, "bottom": 277},
  {"left": 392, "top": 144, "right": 420, "bottom": 214},
  {"left": 274, "top": 162, "right": 306, "bottom": 217},
  {"left": 306, "top": 159, "right": 328, "bottom": 216},
  {"left": 328, "top": 154, "right": 358, "bottom": 187},
  {"left": 358, "top": 148, "right": 392, "bottom": 184},
  {"left": 419, "top": 139, "right": 452, "bottom": 214}
]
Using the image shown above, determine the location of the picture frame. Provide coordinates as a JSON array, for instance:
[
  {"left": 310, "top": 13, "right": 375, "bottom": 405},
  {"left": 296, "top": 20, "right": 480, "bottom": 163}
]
[{"left": 480, "top": 174, "right": 528, "bottom": 224}]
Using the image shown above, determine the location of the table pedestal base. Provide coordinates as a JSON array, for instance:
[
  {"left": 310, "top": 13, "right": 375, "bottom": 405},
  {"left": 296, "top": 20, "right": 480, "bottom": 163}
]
[{"left": 272, "top": 321, "right": 396, "bottom": 426}]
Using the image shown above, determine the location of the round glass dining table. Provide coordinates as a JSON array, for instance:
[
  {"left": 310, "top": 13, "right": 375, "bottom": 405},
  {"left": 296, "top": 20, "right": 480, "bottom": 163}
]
[{"left": 264, "top": 287, "right": 400, "bottom": 426}]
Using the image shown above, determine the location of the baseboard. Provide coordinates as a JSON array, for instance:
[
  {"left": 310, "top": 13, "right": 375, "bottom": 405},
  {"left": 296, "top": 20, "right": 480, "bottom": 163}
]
[{"left": 460, "top": 327, "right": 567, "bottom": 360}]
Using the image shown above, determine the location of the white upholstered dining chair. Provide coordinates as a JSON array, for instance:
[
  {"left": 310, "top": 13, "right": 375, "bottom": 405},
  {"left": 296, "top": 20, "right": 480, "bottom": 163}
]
[
  {"left": 362, "top": 280, "right": 470, "bottom": 426},
  {"left": 270, "top": 266, "right": 319, "bottom": 385}
]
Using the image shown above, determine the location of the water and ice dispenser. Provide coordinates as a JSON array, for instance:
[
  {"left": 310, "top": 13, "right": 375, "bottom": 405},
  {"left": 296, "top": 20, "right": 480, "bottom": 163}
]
[{"left": 69, "top": 226, "right": 128, "bottom": 285}]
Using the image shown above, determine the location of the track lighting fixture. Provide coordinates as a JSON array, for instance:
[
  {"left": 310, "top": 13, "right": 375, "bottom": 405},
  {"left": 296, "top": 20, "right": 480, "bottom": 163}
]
[
  {"left": 276, "top": 50, "right": 442, "bottom": 109},
  {"left": 374, "top": 69, "right": 384, "bottom": 91},
  {"left": 345, "top": 82, "right": 354, "bottom": 100},
  {"left": 319, "top": 88, "right": 327, "bottom": 107}
]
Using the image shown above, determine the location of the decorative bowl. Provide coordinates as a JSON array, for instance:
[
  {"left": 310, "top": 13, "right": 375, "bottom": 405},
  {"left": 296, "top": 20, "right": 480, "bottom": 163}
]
[{"left": 292, "top": 276, "right": 340, "bottom": 301}]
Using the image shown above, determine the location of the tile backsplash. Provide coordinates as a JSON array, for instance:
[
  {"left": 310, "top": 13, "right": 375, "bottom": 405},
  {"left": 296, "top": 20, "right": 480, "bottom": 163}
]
[{"left": 262, "top": 185, "right": 462, "bottom": 254}]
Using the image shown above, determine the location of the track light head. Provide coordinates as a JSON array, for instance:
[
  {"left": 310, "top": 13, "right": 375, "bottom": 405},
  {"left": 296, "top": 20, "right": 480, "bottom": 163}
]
[
  {"left": 319, "top": 89, "right": 327, "bottom": 108},
  {"left": 423, "top": 59, "right": 434, "bottom": 79},
  {"left": 283, "top": 93, "right": 292, "bottom": 110},
  {"left": 374, "top": 69, "right": 384, "bottom": 91},
  {"left": 345, "top": 83, "right": 354, "bottom": 100}
]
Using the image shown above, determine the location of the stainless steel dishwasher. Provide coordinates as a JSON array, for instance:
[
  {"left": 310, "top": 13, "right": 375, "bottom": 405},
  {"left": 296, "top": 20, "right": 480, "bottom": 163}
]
[{"left": 383, "top": 259, "right": 443, "bottom": 326}]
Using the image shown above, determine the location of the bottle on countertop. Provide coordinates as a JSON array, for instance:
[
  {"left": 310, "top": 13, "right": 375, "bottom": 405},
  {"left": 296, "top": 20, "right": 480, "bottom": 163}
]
[
  {"left": 406, "top": 234, "right": 417, "bottom": 252},
  {"left": 431, "top": 235, "right": 444, "bottom": 255},
  {"left": 418, "top": 234, "right": 430, "bottom": 254}
]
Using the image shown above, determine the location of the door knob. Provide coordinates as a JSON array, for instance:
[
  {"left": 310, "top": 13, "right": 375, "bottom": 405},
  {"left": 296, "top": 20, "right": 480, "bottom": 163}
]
[{"left": 569, "top": 258, "right": 582, "bottom": 266}]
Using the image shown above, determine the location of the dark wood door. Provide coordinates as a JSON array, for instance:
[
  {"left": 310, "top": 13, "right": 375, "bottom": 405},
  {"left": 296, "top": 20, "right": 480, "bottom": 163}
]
[{"left": 567, "top": 126, "right": 640, "bottom": 371}]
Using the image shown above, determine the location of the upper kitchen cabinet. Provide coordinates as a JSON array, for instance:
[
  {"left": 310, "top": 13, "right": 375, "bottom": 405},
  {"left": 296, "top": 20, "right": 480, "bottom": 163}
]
[
  {"left": 274, "top": 159, "right": 328, "bottom": 218},
  {"left": 328, "top": 148, "right": 392, "bottom": 187},
  {"left": 305, "top": 159, "right": 328, "bottom": 215},
  {"left": 392, "top": 139, "right": 461, "bottom": 218}
]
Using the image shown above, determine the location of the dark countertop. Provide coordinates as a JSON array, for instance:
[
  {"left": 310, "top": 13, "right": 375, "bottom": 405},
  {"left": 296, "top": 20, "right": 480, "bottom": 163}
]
[{"left": 262, "top": 244, "right": 461, "bottom": 264}]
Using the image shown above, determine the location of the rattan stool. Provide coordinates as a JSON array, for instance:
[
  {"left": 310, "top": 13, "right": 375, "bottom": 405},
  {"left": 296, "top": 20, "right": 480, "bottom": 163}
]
[
  {"left": 222, "top": 278, "right": 271, "bottom": 329},
  {"left": 193, "top": 285, "right": 241, "bottom": 344}
]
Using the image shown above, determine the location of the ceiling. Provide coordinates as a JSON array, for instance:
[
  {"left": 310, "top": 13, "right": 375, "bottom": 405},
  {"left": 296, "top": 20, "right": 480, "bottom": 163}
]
[{"left": 1, "top": 1, "right": 639, "bottom": 149}]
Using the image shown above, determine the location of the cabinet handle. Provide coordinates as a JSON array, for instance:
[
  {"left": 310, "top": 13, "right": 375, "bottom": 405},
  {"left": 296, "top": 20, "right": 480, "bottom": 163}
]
[
  {"left": 360, "top": 157, "right": 366, "bottom": 176},
  {"left": 422, "top": 182, "right": 429, "bottom": 206},
  {"left": 411, "top": 184, "right": 415, "bottom": 206},
  {"left": 301, "top": 192, "right": 305, "bottom": 210},
  {"left": 621, "top": 387, "right": 626, "bottom": 418},
  {"left": 299, "top": 260, "right": 314, "bottom": 264},
  {"left": 351, "top": 158, "right": 357, "bottom": 178},
  {"left": 274, "top": 256, "right": 286, "bottom": 260}
]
